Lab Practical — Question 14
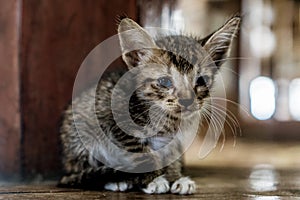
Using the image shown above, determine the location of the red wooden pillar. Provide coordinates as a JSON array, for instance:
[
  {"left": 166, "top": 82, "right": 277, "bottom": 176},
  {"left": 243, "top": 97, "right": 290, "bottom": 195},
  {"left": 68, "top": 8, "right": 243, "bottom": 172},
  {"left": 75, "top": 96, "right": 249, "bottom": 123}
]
[
  {"left": 0, "top": 0, "right": 22, "bottom": 179},
  {"left": 0, "top": 0, "right": 137, "bottom": 180}
]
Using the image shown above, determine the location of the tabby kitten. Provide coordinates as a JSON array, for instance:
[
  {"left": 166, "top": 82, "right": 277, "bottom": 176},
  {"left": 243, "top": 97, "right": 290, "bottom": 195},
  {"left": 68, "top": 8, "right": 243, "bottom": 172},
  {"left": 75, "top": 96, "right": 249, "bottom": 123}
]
[{"left": 59, "top": 16, "right": 240, "bottom": 195}]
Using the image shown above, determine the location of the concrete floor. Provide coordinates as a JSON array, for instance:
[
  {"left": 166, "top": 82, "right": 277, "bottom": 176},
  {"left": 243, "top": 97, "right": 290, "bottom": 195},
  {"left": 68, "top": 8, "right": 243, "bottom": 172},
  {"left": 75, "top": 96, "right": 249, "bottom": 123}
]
[{"left": 1, "top": 141, "right": 300, "bottom": 199}]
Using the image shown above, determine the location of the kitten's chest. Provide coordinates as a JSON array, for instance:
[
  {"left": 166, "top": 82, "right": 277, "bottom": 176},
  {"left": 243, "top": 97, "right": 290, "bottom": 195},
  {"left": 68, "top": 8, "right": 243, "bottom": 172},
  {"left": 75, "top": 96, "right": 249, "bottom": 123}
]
[
  {"left": 146, "top": 136, "right": 174, "bottom": 151},
  {"left": 145, "top": 115, "right": 200, "bottom": 151}
]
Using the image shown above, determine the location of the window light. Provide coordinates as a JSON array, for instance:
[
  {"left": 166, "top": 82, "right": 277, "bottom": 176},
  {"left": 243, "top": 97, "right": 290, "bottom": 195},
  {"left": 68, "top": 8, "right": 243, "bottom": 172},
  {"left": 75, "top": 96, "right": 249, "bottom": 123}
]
[
  {"left": 250, "top": 76, "right": 276, "bottom": 120},
  {"left": 289, "top": 78, "right": 300, "bottom": 121}
]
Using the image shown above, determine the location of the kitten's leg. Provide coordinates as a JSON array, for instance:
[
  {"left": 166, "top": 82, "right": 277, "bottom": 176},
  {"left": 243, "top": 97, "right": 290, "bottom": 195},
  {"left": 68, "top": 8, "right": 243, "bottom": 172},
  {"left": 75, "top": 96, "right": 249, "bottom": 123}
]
[
  {"left": 136, "top": 145, "right": 193, "bottom": 194},
  {"left": 59, "top": 165, "right": 115, "bottom": 189},
  {"left": 59, "top": 173, "right": 82, "bottom": 187},
  {"left": 142, "top": 175, "right": 170, "bottom": 194},
  {"left": 170, "top": 176, "right": 196, "bottom": 195},
  {"left": 108, "top": 133, "right": 168, "bottom": 193},
  {"left": 104, "top": 182, "right": 133, "bottom": 192},
  {"left": 141, "top": 167, "right": 196, "bottom": 195},
  {"left": 165, "top": 159, "right": 196, "bottom": 195},
  {"left": 60, "top": 165, "right": 134, "bottom": 192},
  {"left": 59, "top": 171, "right": 94, "bottom": 188}
]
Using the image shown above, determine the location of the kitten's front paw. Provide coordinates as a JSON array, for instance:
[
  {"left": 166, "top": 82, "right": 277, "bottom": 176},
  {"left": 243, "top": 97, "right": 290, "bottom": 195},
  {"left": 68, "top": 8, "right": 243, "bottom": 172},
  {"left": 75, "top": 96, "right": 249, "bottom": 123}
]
[
  {"left": 142, "top": 175, "right": 170, "bottom": 194},
  {"left": 104, "top": 182, "right": 133, "bottom": 192},
  {"left": 171, "top": 177, "right": 196, "bottom": 195}
]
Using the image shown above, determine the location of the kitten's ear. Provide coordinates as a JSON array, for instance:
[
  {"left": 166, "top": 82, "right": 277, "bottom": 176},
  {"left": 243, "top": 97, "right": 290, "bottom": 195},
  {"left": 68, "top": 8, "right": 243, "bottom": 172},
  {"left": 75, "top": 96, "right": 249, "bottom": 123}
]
[
  {"left": 201, "top": 16, "right": 241, "bottom": 68},
  {"left": 118, "top": 18, "right": 158, "bottom": 68}
]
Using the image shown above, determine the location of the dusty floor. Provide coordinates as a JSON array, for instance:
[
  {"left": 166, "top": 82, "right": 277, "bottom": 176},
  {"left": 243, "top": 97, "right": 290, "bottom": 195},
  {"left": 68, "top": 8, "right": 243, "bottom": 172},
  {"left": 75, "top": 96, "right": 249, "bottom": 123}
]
[{"left": 1, "top": 141, "right": 300, "bottom": 199}]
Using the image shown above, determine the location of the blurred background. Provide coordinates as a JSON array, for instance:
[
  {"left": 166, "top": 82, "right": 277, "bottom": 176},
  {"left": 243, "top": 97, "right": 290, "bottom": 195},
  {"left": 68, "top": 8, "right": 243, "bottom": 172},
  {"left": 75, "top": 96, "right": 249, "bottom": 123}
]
[{"left": 0, "top": 0, "right": 299, "bottom": 182}]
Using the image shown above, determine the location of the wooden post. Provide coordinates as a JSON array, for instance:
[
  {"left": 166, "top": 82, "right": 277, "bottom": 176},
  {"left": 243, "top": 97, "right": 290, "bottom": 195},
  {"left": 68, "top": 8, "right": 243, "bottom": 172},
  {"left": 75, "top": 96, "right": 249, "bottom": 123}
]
[
  {"left": 0, "top": 0, "right": 22, "bottom": 180},
  {"left": 0, "top": 0, "right": 137, "bottom": 180}
]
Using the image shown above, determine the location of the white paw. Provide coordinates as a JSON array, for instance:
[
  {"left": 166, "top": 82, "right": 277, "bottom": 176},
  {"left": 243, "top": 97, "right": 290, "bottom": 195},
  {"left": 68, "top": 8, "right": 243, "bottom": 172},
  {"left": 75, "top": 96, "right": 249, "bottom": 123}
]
[
  {"left": 142, "top": 175, "right": 170, "bottom": 194},
  {"left": 171, "top": 177, "right": 196, "bottom": 195},
  {"left": 104, "top": 182, "right": 133, "bottom": 192}
]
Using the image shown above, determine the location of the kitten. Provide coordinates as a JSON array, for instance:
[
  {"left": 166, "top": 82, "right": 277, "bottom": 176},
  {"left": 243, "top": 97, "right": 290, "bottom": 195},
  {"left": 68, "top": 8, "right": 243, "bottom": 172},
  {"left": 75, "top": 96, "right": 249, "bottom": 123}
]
[{"left": 59, "top": 16, "right": 240, "bottom": 195}]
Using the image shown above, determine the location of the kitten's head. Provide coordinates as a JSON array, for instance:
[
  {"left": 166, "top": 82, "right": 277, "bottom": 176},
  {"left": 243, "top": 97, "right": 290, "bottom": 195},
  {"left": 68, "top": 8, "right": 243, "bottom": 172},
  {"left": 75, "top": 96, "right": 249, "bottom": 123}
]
[{"left": 118, "top": 16, "right": 240, "bottom": 118}]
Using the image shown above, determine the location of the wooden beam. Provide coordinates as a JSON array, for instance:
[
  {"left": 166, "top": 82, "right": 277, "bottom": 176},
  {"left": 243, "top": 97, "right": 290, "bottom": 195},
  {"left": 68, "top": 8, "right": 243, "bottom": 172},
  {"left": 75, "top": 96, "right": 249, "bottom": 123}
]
[{"left": 0, "top": 0, "right": 22, "bottom": 179}]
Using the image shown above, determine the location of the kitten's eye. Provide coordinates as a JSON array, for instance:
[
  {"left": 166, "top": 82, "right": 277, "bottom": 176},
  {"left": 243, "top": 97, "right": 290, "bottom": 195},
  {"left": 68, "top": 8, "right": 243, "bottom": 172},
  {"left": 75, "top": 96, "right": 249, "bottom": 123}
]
[
  {"left": 196, "top": 75, "right": 209, "bottom": 87},
  {"left": 157, "top": 77, "right": 173, "bottom": 88}
]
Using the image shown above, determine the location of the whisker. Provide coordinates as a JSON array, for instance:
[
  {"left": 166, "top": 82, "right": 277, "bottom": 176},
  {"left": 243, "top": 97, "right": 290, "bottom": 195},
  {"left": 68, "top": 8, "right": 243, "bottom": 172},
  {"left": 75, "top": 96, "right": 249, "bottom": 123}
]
[
  {"left": 210, "top": 97, "right": 250, "bottom": 117},
  {"left": 152, "top": 109, "right": 166, "bottom": 130},
  {"left": 208, "top": 101, "right": 237, "bottom": 128},
  {"left": 201, "top": 57, "right": 251, "bottom": 68},
  {"left": 217, "top": 106, "right": 240, "bottom": 135},
  {"left": 209, "top": 106, "right": 238, "bottom": 149},
  {"left": 203, "top": 106, "right": 227, "bottom": 150},
  {"left": 129, "top": 101, "right": 151, "bottom": 109},
  {"left": 131, "top": 108, "right": 151, "bottom": 122},
  {"left": 201, "top": 98, "right": 242, "bottom": 150},
  {"left": 201, "top": 106, "right": 222, "bottom": 140}
]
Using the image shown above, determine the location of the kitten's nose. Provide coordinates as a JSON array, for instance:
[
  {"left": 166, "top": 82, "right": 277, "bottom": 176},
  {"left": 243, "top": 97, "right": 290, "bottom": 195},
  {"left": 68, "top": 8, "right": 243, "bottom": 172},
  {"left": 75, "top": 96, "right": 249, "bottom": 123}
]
[{"left": 178, "top": 98, "right": 194, "bottom": 108}]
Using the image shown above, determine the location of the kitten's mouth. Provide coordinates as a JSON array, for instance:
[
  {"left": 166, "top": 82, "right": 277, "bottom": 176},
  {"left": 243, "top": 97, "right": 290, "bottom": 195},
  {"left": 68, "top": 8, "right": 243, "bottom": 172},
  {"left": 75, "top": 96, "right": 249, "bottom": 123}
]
[{"left": 176, "top": 107, "right": 196, "bottom": 116}]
